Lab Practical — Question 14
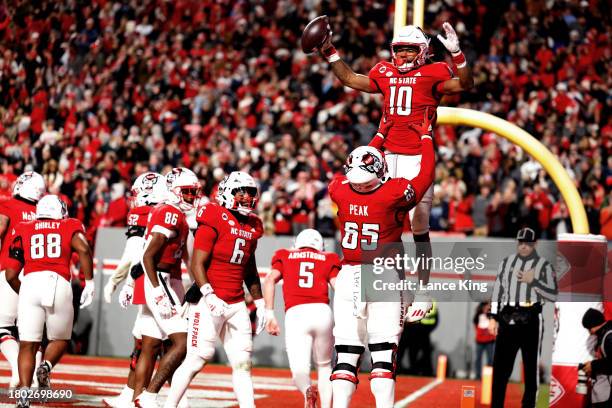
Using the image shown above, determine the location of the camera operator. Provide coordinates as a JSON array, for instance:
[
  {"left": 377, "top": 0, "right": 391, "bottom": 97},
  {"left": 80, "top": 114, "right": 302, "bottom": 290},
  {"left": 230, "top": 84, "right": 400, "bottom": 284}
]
[{"left": 581, "top": 308, "right": 612, "bottom": 407}]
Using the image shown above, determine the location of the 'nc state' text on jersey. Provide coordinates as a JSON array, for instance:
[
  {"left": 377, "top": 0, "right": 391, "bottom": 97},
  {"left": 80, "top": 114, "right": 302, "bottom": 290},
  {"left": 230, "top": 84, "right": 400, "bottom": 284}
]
[
  {"left": 230, "top": 227, "right": 253, "bottom": 239},
  {"left": 349, "top": 204, "right": 369, "bottom": 216},
  {"left": 389, "top": 77, "right": 417, "bottom": 85}
]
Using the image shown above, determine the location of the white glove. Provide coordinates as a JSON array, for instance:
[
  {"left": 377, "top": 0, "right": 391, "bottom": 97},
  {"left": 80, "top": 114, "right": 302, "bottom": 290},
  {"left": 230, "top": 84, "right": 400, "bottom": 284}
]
[
  {"left": 152, "top": 285, "right": 175, "bottom": 319},
  {"left": 265, "top": 309, "right": 280, "bottom": 335},
  {"left": 254, "top": 299, "right": 266, "bottom": 335},
  {"left": 437, "top": 22, "right": 461, "bottom": 54},
  {"left": 80, "top": 280, "right": 95, "bottom": 309},
  {"left": 118, "top": 283, "right": 134, "bottom": 309},
  {"left": 200, "top": 283, "right": 228, "bottom": 317},
  {"left": 406, "top": 301, "right": 433, "bottom": 323},
  {"left": 103, "top": 280, "right": 116, "bottom": 303}
]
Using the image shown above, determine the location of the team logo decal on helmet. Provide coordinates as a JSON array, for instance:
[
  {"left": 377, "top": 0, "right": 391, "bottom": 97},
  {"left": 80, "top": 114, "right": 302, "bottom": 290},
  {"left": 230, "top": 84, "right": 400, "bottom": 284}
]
[
  {"left": 344, "top": 146, "right": 387, "bottom": 193},
  {"left": 132, "top": 172, "right": 167, "bottom": 207}
]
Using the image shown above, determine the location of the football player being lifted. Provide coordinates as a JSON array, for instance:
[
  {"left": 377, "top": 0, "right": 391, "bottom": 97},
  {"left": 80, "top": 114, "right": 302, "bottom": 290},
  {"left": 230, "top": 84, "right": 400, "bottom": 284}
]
[
  {"left": 319, "top": 21, "right": 473, "bottom": 285},
  {"left": 165, "top": 171, "right": 265, "bottom": 408},
  {"left": 0, "top": 172, "right": 46, "bottom": 388},
  {"left": 102, "top": 172, "right": 170, "bottom": 408},
  {"left": 264, "top": 229, "right": 341, "bottom": 408},
  {"left": 5, "top": 195, "right": 94, "bottom": 406},
  {"left": 132, "top": 168, "right": 201, "bottom": 408},
  {"left": 327, "top": 112, "right": 436, "bottom": 407}
]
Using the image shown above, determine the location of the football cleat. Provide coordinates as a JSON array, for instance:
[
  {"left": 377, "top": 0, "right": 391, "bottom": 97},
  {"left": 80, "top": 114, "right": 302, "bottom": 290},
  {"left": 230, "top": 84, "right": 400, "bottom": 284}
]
[
  {"left": 305, "top": 385, "right": 319, "bottom": 408},
  {"left": 35, "top": 361, "right": 52, "bottom": 389}
]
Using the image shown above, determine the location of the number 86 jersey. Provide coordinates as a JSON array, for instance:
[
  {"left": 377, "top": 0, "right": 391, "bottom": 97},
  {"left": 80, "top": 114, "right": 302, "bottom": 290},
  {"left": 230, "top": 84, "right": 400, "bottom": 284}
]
[
  {"left": 194, "top": 202, "right": 263, "bottom": 304},
  {"left": 329, "top": 175, "right": 418, "bottom": 265}
]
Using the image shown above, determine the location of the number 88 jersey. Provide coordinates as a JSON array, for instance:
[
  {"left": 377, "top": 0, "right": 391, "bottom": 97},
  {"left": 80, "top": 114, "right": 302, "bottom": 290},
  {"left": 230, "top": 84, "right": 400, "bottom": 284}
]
[
  {"left": 6, "top": 218, "right": 85, "bottom": 281},
  {"left": 194, "top": 202, "right": 263, "bottom": 304}
]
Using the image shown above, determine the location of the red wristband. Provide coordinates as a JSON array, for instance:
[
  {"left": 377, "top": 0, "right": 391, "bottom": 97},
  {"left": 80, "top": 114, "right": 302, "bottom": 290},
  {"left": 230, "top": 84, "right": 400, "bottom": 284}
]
[
  {"left": 451, "top": 51, "right": 466, "bottom": 68},
  {"left": 321, "top": 46, "right": 340, "bottom": 63}
]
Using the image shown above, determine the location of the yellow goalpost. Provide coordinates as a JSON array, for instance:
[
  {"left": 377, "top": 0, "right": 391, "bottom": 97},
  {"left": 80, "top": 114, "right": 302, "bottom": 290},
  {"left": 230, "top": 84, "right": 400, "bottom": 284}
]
[{"left": 395, "top": 0, "right": 588, "bottom": 233}]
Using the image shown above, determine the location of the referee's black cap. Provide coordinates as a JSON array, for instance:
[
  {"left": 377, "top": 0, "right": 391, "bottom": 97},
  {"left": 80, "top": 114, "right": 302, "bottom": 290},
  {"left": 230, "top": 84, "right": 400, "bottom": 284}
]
[{"left": 517, "top": 227, "right": 536, "bottom": 243}]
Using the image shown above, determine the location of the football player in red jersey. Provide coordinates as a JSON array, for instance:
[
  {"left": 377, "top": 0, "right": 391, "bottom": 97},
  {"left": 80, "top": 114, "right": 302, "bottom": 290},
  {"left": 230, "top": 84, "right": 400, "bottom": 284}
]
[
  {"left": 4, "top": 195, "right": 93, "bottom": 406},
  {"left": 327, "top": 112, "right": 436, "bottom": 407},
  {"left": 319, "top": 22, "right": 473, "bottom": 285},
  {"left": 264, "top": 229, "right": 341, "bottom": 408},
  {"left": 0, "top": 171, "right": 46, "bottom": 388},
  {"left": 102, "top": 172, "right": 170, "bottom": 408},
  {"left": 132, "top": 168, "right": 200, "bottom": 408},
  {"left": 165, "top": 171, "right": 265, "bottom": 408}
]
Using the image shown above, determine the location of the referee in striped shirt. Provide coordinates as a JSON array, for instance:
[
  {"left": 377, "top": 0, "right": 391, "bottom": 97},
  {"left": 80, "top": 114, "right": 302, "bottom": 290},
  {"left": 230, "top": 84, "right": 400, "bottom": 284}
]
[{"left": 488, "top": 227, "right": 558, "bottom": 408}]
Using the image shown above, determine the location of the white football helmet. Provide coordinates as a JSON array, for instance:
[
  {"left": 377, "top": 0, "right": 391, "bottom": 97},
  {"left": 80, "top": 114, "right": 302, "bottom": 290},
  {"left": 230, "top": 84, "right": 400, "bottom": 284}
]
[
  {"left": 391, "top": 25, "right": 430, "bottom": 72},
  {"left": 36, "top": 195, "right": 67, "bottom": 220},
  {"left": 216, "top": 171, "right": 259, "bottom": 216},
  {"left": 13, "top": 171, "right": 46, "bottom": 202},
  {"left": 344, "top": 146, "right": 387, "bottom": 192},
  {"left": 294, "top": 229, "right": 324, "bottom": 252},
  {"left": 165, "top": 168, "right": 201, "bottom": 212},
  {"left": 132, "top": 172, "right": 167, "bottom": 207}
]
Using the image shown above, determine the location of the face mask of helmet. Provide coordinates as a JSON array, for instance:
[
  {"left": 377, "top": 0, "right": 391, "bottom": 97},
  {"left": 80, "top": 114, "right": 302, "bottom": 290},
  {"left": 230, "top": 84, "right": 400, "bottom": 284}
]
[
  {"left": 391, "top": 26, "right": 430, "bottom": 72},
  {"left": 231, "top": 186, "right": 258, "bottom": 215}
]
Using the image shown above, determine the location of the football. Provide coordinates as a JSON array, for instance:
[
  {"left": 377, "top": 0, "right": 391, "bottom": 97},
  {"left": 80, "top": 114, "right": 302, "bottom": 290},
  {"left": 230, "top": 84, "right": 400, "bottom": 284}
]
[{"left": 301, "top": 15, "right": 331, "bottom": 54}]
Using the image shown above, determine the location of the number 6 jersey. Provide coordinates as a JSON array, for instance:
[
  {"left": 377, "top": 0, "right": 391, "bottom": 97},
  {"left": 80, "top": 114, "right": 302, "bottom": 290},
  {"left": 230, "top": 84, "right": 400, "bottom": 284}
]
[
  {"left": 194, "top": 202, "right": 263, "bottom": 304},
  {"left": 5, "top": 218, "right": 85, "bottom": 281}
]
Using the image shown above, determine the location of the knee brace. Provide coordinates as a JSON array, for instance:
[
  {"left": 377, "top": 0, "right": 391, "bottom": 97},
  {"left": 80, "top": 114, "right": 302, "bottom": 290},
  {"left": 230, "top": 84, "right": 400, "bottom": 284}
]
[
  {"left": 368, "top": 342, "right": 397, "bottom": 380},
  {"left": 0, "top": 326, "right": 18, "bottom": 342},
  {"left": 130, "top": 339, "right": 143, "bottom": 371},
  {"left": 331, "top": 345, "right": 365, "bottom": 384}
]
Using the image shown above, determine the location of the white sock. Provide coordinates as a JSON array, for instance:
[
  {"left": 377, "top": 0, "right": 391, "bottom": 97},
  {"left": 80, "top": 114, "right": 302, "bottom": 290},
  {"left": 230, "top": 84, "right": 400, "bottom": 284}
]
[
  {"left": 0, "top": 338, "right": 19, "bottom": 386},
  {"left": 119, "top": 386, "right": 134, "bottom": 400},
  {"left": 370, "top": 376, "right": 395, "bottom": 408},
  {"left": 331, "top": 379, "right": 356, "bottom": 408},
  {"left": 139, "top": 390, "right": 157, "bottom": 402},
  {"left": 164, "top": 355, "right": 204, "bottom": 408},
  {"left": 232, "top": 368, "right": 255, "bottom": 408},
  {"left": 317, "top": 366, "right": 332, "bottom": 408},
  {"left": 291, "top": 369, "right": 311, "bottom": 394}
]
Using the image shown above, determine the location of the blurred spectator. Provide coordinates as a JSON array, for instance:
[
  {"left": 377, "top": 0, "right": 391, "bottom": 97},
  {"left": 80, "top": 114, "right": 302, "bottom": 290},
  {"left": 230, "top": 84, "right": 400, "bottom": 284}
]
[
  {"left": 472, "top": 185, "right": 490, "bottom": 236},
  {"left": 473, "top": 302, "right": 496, "bottom": 379},
  {"left": 0, "top": 0, "right": 607, "bottom": 243}
]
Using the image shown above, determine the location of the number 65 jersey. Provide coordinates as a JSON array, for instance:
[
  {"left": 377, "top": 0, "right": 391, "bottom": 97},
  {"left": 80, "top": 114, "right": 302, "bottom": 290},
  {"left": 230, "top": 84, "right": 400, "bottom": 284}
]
[
  {"left": 5, "top": 218, "right": 85, "bottom": 281},
  {"left": 329, "top": 176, "right": 430, "bottom": 265},
  {"left": 194, "top": 202, "right": 263, "bottom": 304}
]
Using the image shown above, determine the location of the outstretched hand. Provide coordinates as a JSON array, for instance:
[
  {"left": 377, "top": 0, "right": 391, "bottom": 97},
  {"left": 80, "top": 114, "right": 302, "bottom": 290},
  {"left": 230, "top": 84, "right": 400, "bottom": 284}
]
[
  {"left": 411, "top": 107, "right": 436, "bottom": 138},
  {"left": 437, "top": 22, "right": 461, "bottom": 54},
  {"left": 377, "top": 115, "right": 394, "bottom": 137}
]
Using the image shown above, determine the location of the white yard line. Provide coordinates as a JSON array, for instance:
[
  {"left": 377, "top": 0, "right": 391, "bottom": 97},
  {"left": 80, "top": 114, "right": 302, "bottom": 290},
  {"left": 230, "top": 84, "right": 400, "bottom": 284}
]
[{"left": 394, "top": 378, "right": 443, "bottom": 408}]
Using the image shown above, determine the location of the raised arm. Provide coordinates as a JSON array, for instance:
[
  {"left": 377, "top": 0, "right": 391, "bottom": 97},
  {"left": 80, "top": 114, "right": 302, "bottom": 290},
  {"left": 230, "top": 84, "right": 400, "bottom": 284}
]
[
  {"left": 436, "top": 22, "right": 474, "bottom": 93},
  {"left": 318, "top": 30, "right": 376, "bottom": 93}
]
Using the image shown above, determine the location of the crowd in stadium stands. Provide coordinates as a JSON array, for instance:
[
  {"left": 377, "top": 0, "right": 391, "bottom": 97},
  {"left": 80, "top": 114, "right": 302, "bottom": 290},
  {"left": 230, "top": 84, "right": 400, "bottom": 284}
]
[{"left": 0, "top": 0, "right": 610, "bottom": 242}]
